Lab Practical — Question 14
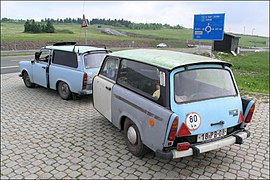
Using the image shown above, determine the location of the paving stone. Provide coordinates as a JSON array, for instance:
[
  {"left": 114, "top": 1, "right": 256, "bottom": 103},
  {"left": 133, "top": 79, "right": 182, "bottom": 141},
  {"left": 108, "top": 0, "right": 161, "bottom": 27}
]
[
  {"left": 224, "top": 172, "right": 237, "bottom": 179},
  {"left": 140, "top": 173, "right": 152, "bottom": 179},
  {"left": 54, "top": 171, "right": 67, "bottom": 179},
  {"left": 68, "top": 171, "right": 81, "bottom": 178},
  {"left": 83, "top": 170, "right": 95, "bottom": 177}
]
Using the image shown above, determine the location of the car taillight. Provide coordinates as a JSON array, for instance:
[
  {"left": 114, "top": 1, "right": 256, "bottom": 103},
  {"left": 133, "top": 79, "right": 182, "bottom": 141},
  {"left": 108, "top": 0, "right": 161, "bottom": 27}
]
[
  {"left": 178, "top": 123, "right": 191, "bottom": 137},
  {"left": 168, "top": 117, "right": 178, "bottom": 141},
  {"left": 82, "top": 73, "right": 88, "bottom": 90},
  {"left": 245, "top": 104, "right": 255, "bottom": 123},
  {"left": 177, "top": 142, "right": 190, "bottom": 151},
  {"left": 238, "top": 111, "right": 244, "bottom": 124}
]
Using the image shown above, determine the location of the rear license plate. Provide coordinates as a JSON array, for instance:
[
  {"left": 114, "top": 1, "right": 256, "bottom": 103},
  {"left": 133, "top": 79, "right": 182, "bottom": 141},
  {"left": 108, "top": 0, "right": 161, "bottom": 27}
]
[{"left": 197, "top": 128, "right": 227, "bottom": 142}]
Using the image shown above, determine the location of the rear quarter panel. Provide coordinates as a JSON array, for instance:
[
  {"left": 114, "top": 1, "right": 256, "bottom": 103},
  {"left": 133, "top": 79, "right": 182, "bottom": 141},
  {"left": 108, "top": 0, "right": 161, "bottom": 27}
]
[
  {"left": 111, "top": 85, "right": 173, "bottom": 151},
  {"left": 49, "top": 64, "right": 84, "bottom": 93}
]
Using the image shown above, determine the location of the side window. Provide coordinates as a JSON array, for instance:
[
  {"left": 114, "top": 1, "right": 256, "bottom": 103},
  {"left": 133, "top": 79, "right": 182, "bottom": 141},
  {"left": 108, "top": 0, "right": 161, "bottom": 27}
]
[
  {"left": 117, "top": 59, "right": 160, "bottom": 100},
  {"left": 38, "top": 49, "right": 50, "bottom": 63},
  {"left": 100, "top": 57, "right": 120, "bottom": 81},
  {"left": 52, "top": 50, "right": 78, "bottom": 68}
]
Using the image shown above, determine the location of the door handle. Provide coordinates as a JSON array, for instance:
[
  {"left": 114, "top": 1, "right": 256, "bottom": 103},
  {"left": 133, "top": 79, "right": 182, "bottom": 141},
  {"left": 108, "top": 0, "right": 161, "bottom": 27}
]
[
  {"left": 42, "top": 66, "right": 46, "bottom": 69},
  {"left": 210, "top": 121, "right": 224, "bottom": 126},
  {"left": 105, "top": 86, "right": 111, "bottom": 91}
]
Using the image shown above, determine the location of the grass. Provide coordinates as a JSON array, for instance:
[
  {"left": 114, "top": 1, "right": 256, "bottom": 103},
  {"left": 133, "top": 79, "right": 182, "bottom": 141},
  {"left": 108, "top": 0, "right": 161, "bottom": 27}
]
[
  {"left": 1, "top": 22, "right": 145, "bottom": 42},
  {"left": 2, "top": 22, "right": 268, "bottom": 48},
  {"left": 216, "top": 51, "right": 269, "bottom": 94}
]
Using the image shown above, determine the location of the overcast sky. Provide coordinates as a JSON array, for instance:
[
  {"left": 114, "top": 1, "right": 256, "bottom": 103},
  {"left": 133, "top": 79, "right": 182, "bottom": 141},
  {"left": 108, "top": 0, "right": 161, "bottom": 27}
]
[{"left": 1, "top": 1, "right": 269, "bottom": 37}]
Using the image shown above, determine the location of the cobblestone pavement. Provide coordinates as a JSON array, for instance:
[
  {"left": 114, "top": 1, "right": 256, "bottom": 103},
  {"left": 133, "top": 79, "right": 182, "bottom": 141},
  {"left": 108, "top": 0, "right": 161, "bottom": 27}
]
[{"left": 1, "top": 73, "right": 269, "bottom": 179}]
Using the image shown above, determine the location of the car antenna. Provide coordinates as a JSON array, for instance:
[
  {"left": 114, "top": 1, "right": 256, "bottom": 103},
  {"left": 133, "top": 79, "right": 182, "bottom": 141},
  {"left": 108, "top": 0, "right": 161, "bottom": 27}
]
[{"left": 73, "top": 44, "right": 77, "bottom": 52}]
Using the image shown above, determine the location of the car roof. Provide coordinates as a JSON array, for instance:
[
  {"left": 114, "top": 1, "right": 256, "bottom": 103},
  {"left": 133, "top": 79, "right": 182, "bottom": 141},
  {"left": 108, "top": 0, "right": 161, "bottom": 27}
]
[
  {"left": 110, "top": 49, "right": 231, "bottom": 70},
  {"left": 46, "top": 45, "right": 108, "bottom": 54}
]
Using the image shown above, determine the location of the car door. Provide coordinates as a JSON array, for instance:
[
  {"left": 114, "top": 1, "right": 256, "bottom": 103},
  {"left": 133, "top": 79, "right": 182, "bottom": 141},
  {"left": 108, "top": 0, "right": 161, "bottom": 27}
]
[
  {"left": 93, "top": 57, "right": 120, "bottom": 121},
  {"left": 32, "top": 49, "right": 51, "bottom": 88}
]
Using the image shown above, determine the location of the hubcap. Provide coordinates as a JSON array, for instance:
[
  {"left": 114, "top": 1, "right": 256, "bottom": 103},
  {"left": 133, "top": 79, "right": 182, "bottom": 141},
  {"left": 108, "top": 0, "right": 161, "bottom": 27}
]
[
  {"left": 127, "top": 126, "right": 137, "bottom": 145},
  {"left": 61, "top": 84, "right": 68, "bottom": 95}
]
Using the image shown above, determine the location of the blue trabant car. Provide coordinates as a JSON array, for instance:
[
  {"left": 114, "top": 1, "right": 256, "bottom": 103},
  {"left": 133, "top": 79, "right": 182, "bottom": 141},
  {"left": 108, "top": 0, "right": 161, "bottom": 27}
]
[
  {"left": 19, "top": 43, "right": 111, "bottom": 100},
  {"left": 93, "top": 49, "right": 255, "bottom": 159}
]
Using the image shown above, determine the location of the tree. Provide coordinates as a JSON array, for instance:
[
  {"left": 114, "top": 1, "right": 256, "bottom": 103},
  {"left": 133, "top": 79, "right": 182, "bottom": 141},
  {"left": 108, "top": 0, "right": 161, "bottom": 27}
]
[
  {"left": 24, "top": 20, "right": 31, "bottom": 32},
  {"left": 24, "top": 19, "right": 55, "bottom": 33},
  {"left": 45, "top": 21, "right": 55, "bottom": 33}
]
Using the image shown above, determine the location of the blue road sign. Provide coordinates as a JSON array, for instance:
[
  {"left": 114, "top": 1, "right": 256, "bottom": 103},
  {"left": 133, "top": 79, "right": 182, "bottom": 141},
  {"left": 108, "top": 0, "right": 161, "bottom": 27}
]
[{"left": 193, "top": 13, "right": 225, "bottom": 40}]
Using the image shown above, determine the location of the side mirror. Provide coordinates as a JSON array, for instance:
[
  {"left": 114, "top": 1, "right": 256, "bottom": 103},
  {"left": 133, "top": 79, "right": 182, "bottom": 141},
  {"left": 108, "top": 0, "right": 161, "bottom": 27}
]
[
  {"left": 31, "top": 59, "right": 35, "bottom": 64},
  {"left": 35, "top": 52, "right": 41, "bottom": 60}
]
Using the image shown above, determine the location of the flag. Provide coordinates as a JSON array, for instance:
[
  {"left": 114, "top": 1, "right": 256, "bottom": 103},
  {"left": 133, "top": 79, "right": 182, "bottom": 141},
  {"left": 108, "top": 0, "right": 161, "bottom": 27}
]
[{"left": 81, "top": 14, "right": 88, "bottom": 28}]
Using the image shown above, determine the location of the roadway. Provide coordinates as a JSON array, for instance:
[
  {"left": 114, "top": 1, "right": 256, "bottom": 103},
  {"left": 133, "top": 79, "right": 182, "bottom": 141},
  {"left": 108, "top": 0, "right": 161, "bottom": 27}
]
[
  {"left": 1, "top": 55, "right": 32, "bottom": 74},
  {"left": 1, "top": 47, "right": 268, "bottom": 74}
]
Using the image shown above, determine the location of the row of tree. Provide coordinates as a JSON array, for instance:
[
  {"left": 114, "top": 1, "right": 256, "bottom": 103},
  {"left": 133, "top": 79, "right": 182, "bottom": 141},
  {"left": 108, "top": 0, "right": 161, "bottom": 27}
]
[
  {"left": 2, "top": 17, "right": 184, "bottom": 30},
  {"left": 40, "top": 18, "right": 184, "bottom": 30},
  {"left": 24, "top": 20, "right": 55, "bottom": 33},
  {"left": 41, "top": 18, "right": 89, "bottom": 24}
]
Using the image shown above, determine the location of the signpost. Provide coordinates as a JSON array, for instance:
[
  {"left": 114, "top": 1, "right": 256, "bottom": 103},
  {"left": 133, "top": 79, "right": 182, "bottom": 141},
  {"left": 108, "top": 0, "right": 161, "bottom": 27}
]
[
  {"left": 193, "top": 13, "right": 225, "bottom": 56},
  {"left": 81, "top": 14, "right": 88, "bottom": 44}
]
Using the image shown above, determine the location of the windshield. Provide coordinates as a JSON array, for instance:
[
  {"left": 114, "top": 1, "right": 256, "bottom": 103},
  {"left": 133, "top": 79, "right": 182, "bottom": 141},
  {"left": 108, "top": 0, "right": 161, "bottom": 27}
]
[
  {"left": 174, "top": 68, "right": 237, "bottom": 103},
  {"left": 84, "top": 53, "right": 107, "bottom": 69}
]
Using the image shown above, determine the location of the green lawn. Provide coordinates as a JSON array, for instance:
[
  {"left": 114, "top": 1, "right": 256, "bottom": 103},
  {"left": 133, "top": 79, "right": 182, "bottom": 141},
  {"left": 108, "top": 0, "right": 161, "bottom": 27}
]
[
  {"left": 217, "top": 52, "right": 269, "bottom": 94},
  {"left": 1, "top": 22, "right": 145, "bottom": 41},
  {"left": 2, "top": 22, "right": 268, "bottom": 48}
]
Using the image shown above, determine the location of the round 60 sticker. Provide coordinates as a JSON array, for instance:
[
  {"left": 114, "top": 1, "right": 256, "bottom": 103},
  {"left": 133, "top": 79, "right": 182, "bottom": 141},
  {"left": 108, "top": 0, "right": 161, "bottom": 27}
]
[{"left": 185, "top": 112, "right": 202, "bottom": 130}]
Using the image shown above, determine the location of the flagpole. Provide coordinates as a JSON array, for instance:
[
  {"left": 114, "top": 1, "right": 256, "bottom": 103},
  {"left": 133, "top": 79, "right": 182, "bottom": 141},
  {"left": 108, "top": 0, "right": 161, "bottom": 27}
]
[{"left": 84, "top": 28, "right": 87, "bottom": 45}]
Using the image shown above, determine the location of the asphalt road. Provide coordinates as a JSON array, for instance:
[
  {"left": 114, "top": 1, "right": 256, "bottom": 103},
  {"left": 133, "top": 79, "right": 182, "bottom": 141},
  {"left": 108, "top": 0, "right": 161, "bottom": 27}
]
[{"left": 0, "top": 55, "right": 32, "bottom": 74}]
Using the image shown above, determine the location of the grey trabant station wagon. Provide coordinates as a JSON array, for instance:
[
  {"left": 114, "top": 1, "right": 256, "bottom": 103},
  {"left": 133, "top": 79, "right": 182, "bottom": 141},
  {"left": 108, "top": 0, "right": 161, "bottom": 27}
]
[{"left": 93, "top": 49, "right": 255, "bottom": 159}]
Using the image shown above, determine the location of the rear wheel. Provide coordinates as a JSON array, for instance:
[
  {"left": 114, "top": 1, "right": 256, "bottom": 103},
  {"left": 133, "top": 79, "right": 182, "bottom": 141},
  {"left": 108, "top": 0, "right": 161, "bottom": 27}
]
[
  {"left": 23, "top": 72, "right": 35, "bottom": 88},
  {"left": 58, "top": 81, "right": 72, "bottom": 100},
  {"left": 124, "top": 118, "right": 149, "bottom": 157}
]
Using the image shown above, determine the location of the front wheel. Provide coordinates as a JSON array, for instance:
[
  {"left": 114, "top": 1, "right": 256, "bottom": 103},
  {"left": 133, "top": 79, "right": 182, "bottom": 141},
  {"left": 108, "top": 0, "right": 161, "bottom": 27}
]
[
  {"left": 58, "top": 81, "right": 72, "bottom": 100},
  {"left": 23, "top": 72, "right": 35, "bottom": 88},
  {"left": 124, "top": 118, "right": 149, "bottom": 157}
]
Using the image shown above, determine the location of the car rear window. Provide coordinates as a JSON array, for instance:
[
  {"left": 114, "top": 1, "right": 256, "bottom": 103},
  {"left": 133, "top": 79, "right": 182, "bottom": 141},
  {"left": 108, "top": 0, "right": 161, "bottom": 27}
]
[
  {"left": 84, "top": 53, "right": 107, "bottom": 69},
  {"left": 174, "top": 68, "right": 237, "bottom": 103}
]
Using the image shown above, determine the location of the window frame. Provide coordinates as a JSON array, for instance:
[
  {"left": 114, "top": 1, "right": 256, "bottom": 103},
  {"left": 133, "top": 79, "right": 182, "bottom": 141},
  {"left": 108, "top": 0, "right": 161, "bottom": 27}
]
[
  {"left": 51, "top": 50, "right": 78, "bottom": 68},
  {"left": 173, "top": 67, "right": 238, "bottom": 104},
  {"left": 83, "top": 51, "right": 108, "bottom": 69},
  {"left": 116, "top": 58, "right": 165, "bottom": 104},
  {"left": 99, "top": 56, "right": 120, "bottom": 82}
]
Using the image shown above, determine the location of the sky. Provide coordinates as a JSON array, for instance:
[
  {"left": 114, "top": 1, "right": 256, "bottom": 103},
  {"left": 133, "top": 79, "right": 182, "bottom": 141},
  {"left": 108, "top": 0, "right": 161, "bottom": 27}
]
[{"left": 1, "top": 1, "right": 269, "bottom": 37}]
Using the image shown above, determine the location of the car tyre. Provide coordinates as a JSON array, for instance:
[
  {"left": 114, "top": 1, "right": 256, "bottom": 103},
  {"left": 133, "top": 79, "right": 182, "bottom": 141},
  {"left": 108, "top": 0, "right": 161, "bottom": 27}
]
[
  {"left": 23, "top": 71, "right": 35, "bottom": 88},
  {"left": 124, "top": 118, "right": 149, "bottom": 157},
  {"left": 58, "top": 81, "right": 72, "bottom": 100}
]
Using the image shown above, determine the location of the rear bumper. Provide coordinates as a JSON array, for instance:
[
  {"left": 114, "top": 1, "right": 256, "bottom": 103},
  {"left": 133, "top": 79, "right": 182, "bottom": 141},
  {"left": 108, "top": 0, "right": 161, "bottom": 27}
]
[
  {"left": 78, "top": 89, "right": 92, "bottom": 95},
  {"left": 156, "top": 130, "right": 250, "bottom": 160}
]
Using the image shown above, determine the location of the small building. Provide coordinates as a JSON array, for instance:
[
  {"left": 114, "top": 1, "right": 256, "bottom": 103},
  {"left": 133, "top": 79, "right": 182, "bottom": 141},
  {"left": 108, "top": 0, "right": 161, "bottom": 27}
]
[{"left": 213, "top": 33, "right": 241, "bottom": 54}]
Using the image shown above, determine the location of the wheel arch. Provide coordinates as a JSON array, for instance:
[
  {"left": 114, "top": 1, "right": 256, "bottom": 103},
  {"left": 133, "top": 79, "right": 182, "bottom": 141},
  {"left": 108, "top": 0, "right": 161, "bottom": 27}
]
[
  {"left": 55, "top": 79, "right": 73, "bottom": 92},
  {"left": 119, "top": 113, "right": 145, "bottom": 143},
  {"left": 22, "top": 69, "right": 33, "bottom": 82}
]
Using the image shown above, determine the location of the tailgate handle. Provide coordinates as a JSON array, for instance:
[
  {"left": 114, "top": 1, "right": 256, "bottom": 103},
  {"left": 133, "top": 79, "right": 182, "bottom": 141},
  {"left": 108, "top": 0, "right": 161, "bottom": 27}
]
[
  {"left": 105, "top": 86, "right": 111, "bottom": 91},
  {"left": 210, "top": 121, "right": 224, "bottom": 126}
]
